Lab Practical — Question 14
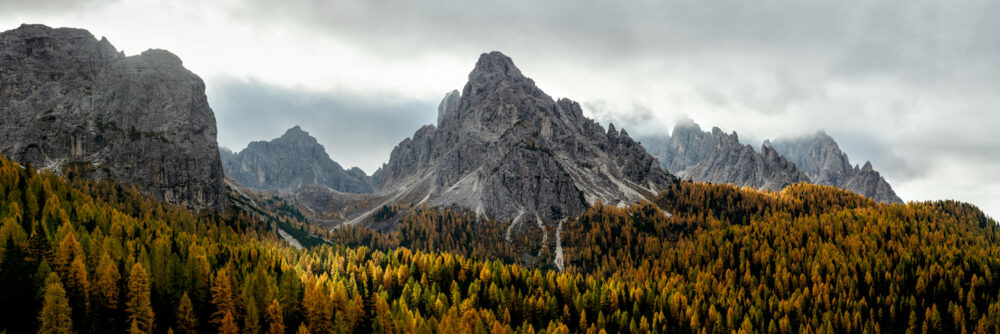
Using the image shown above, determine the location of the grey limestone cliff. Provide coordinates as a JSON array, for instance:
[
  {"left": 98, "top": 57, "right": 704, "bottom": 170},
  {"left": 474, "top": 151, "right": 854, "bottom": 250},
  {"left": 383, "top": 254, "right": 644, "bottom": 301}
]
[
  {"left": 221, "top": 126, "right": 374, "bottom": 193},
  {"left": 0, "top": 24, "right": 225, "bottom": 209}
]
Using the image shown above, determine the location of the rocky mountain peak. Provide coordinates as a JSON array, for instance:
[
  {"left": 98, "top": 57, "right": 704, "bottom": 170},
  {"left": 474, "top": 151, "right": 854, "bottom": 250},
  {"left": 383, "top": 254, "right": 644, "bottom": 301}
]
[
  {"left": 137, "top": 49, "right": 183, "bottom": 67},
  {"left": 275, "top": 125, "right": 319, "bottom": 146},
  {"left": 669, "top": 121, "right": 703, "bottom": 142},
  {"left": 284, "top": 124, "right": 306, "bottom": 135},
  {"left": 436, "top": 90, "right": 461, "bottom": 127},
  {"left": 222, "top": 126, "right": 374, "bottom": 194},
  {"left": 469, "top": 51, "right": 525, "bottom": 85},
  {"left": 814, "top": 131, "right": 838, "bottom": 145},
  {"left": 459, "top": 52, "right": 547, "bottom": 123},
  {"left": 766, "top": 131, "right": 902, "bottom": 203},
  {"left": 641, "top": 121, "right": 810, "bottom": 191},
  {"left": 365, "top": 51, "right": 677, "bottom": 225}
]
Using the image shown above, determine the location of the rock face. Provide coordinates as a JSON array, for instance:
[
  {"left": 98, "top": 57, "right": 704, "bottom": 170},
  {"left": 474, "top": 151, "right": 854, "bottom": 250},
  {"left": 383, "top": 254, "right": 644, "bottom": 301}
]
[
  {"left": 641, "top": 121, "right": 810, "bottom": 191},
  {"left": 369, "top": 51, "right": 676, "bottom": 224},
  {"left": 765, "top": 132, "right": 902, "bottom": 203},
  {"left": 0, "top": 24, "right": 225, "bottom": 209},
  {"left": 221, "top": 126, "right": 374, "bottom": 193}
]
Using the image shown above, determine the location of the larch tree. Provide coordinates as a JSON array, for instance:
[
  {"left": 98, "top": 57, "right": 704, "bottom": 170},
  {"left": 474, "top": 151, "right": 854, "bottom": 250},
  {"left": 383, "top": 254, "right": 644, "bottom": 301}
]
[
  {"left": 38, "top": 272, "right": 74, "bottom": 334},
  {"left": 218, "top": 311, "right": 239, "bottom": 334},
  {"left": 265, "top": 299, "right": 285, "bottom": 334},
  {"left": 302, "top": 278, "right": 332, "bottom": 333},
  {"left": 211, "top": 269, "right": 238, "bottom": 332},
  {"left": 93, "top": 252, "right": 120, "bottom": 332},
  {"left": 126, "top": 262, "right": 155, "bottom": 334},
  {"left": 176, "top": 292, "right": 198, "bottom": 334}
]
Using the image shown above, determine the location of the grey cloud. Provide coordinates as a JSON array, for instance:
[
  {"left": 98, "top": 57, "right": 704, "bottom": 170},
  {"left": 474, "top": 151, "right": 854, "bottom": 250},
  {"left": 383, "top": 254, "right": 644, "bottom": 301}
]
[
  {"left": 0, "top": 0, "right": 109, "bottom": 14},
  {"left": 583, "top": 100, "right": 659, "bottom": 135},
  {"left": 824, "top": 129, "right": 929, "bottom": 183},
  {"left": 207, "top": 76, "right": 437, "bottom": 173}
]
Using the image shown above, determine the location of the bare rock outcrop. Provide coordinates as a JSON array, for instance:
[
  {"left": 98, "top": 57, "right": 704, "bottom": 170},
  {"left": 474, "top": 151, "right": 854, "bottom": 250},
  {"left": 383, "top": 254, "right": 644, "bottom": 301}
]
[{"left": 0, "top": 24, "right": 225, "bottom": 209}]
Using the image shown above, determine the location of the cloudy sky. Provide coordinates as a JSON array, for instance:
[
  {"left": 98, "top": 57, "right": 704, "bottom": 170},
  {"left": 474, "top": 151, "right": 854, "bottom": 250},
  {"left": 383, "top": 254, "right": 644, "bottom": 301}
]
[{"left": 2, "top": 0, "right": 998, "bottom": 218}]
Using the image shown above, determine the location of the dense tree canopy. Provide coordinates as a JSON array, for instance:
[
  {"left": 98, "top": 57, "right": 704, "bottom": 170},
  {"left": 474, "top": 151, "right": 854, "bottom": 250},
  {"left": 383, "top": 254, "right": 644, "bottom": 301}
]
[{"left": 1, "top": 155, "right": 999, "bottom": 333}]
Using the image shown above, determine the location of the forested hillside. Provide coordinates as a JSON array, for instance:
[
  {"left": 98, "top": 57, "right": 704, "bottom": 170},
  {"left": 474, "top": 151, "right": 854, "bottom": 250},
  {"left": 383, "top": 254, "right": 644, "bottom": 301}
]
[{"left": 2, "top": 154, "right": 1000, "bottom": 333}]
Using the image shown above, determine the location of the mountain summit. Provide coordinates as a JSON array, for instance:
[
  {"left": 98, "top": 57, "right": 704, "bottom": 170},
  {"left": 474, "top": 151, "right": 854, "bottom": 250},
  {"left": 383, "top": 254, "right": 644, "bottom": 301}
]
[
  {"left": 367, "top": 51, "right": 676, "bottom": 225},
  {"left": 642, "top": 121, "right": 809, "bottom": 191},
  {"left": 222, "top": 126, "right": 375, "bottom": 193},
  {"left": 765, "top": 132, "right": 901, "bottom": 203},
  {"left": 640, "top": 120, "right": 902, "bottom": 204}
]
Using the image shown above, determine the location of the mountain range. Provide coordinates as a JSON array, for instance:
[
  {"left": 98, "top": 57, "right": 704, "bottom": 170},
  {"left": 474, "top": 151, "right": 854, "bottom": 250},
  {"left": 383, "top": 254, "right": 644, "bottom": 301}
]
[
  {"left": 641, "top": 120, "right": 809, "bottom": 191},
  {"left": 640, "top": 120, "right": 902, "bottom": 204},
  {"left": 0, "top": 23, "right": 900, "bottom": 225},
  {"left": 276, "top": 52, "right": 676, "bottom": 231}
]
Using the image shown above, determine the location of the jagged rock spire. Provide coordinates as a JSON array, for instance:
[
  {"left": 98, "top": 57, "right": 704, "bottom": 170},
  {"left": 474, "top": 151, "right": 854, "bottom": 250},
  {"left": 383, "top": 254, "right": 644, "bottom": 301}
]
[{"left": 374, "top": 51, "right": 677, "bottom": 223}]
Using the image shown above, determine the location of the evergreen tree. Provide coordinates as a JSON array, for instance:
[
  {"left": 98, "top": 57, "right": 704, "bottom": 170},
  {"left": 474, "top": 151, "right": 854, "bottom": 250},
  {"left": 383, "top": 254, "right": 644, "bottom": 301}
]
[
  {"left": 265, "top": 299, "right": 285, "bottom": 334},
  {"left": 218, "top": 311, "right": 239, "bottom": 334},
  {"left": 175, "top": 293, "right": 198, "bottom": 334},
  {"left": 38, "top": 272, "right": 74, "bottom": 334},
  {"left": 211, "top": 270, "right": 238, "bottom": 333},
  {"left": 65, "top": 257, "right": 90, "bottom": 332},
  {"left": 302, "top": 279, "right": 332, "bottom": 333},
  {"left": 243, "top": 301, "right": 261, "bottom": 334},
  {"left": 126, "top": 263, "right": 155, "bottom": 334},
  {"left": 0, "top": 237, "right": 38, "bottom": 333},
  {"left": 92, "top": 252, "right": 120, "bottom": 332}
]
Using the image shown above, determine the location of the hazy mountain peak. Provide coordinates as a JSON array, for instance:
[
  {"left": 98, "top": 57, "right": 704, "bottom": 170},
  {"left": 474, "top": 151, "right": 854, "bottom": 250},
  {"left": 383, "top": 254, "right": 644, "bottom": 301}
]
[
  {"left": 471, "top": 51, "right": 523, "bottom": 79},
  {"left": 222, "top": 125, "right": 374, "bottom": 193},
  {"left": 766, "top": 132, "right": 901, "bottom": 203},
  {"left": 641, "top": 121, "right": 809, "bottom": 191},
  {"left": 278, "top": 125, "right": 314, "bottom": 142}
]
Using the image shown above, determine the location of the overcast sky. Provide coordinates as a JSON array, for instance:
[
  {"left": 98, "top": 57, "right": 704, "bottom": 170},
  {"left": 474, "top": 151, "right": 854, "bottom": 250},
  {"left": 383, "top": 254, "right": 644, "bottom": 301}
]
[{"left": 2, "top": 0, "right": 998, "bottom": 218}]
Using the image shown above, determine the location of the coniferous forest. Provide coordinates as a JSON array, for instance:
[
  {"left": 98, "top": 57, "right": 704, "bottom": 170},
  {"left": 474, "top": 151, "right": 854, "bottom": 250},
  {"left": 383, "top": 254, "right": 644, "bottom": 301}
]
[{"left": 2, "top": 154, "right": 1000, "bottom": 334}]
